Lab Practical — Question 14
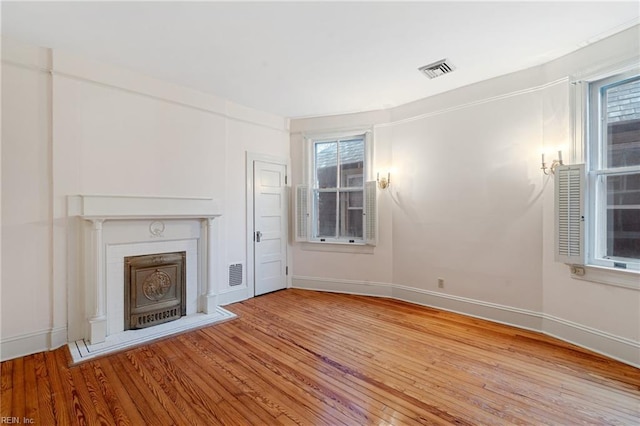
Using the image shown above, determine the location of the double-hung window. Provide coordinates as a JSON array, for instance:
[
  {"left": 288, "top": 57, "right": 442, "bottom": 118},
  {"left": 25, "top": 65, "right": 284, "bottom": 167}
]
[
  {"left": 586, "top": 71, "right": 640, "bottom": 271},
  {"left": 296, "top": 131, "right": 376, "bottom": 245}
]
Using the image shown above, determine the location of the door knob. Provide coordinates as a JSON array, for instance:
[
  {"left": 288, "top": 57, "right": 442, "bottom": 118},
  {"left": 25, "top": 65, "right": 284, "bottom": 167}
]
[{"left": 256, "top": 231, "right": 262, "bottom": 242}]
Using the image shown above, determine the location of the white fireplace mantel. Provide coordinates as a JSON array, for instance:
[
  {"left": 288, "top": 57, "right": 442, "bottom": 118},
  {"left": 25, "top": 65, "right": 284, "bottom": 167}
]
[
  {"left": 68, "top": 195, "right": 223, "bottom": 345},
  {"left": 68, "top": 194, "right": 222, "bottom": 220}
]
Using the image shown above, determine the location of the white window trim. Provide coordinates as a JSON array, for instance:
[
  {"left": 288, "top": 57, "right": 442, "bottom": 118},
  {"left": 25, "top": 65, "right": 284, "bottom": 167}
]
[
  {"left": 300, "top": 129, "right": 375, "bottom": 246},
  {"left": 570, "top": 61, "right": 640, "bottom": 286},
  {"left": 570, "top": 264, "right": 640, "bottom": 291}
]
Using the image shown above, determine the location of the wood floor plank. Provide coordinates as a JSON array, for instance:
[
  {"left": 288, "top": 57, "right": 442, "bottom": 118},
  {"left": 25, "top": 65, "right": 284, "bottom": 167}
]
[
  {"left": 141, "top": 341, "right": 252, "bottom": 426},
  {"left": 1, "top": 289, "right": 638, "bottom": 425},
  {"left": 240, "top": 290, "right": 637, "bottom": 422},
  {"left": 181, "top": 331, "right": 313, "bottom": 424},
  {"left": 215, "top": 320, "right": 424, "bottom": 426},
  {"left": 10, "top": 357, "right": 25, "bottom": 422},
  {"left": 77, "top": 362, "right": 120, "bottom": 425},
  {"left": 54, "top": 347, "right": 103, "bottom": 425},
  {"left": 164, "top": 338, "right": 281, "bottom": 425},
  {"left": 0, "top": 357, "right": 13, "bottom": 417},
  {"left": 231, "top": 300, "right": 519, "bottom": 425},
  {"left": 195, "top": 327, "right": 351, "bottom": 425},
  {"left": 86, "top": 360, "right": 144, "bottom": 425},
  {"left": 43, "top": 350, "right": 72, "bottom": 424},
  {"left": 214, "top": 311, "right": 434, "bottom": 424},
  {"left": 109, "top": 351, "right": 178, "bottom": 425},
  {"left": 33, "top": 353, "right": 56, "bottom": 425},
  {"left": 179, "top": 331, "right": 309, "bottom": 424},
  {"left": 22, "top": 354, "right": 39, "bottom": 422},
  {"left": 213, "top": 322, "right": 388, "bottom": 425},
  {"left": 124, "top": 347, "right": 199, "bottom": 425},
  {"left": 132, "top": 345, "right": 217, "bottom": 425},
  {"left": 233, "top": 297, "right": 522, "bottom": 424}
]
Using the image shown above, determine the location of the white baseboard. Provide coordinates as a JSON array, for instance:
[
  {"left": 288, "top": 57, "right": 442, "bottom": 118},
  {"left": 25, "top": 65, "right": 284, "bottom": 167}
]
[
  {"left": 292, "top": 276, "right": 393, "bottom": 298},
  {"left": 218, "top": 287, "right": 250, "bottom": 306},
  {"left": 293, "top": 276, "right": 542, "bottom": 330},
  {"left": 543, "top": 315, "right": 640, "bottom": 368},
  {"left": 292, "top": 275, "right": 640, "bottom": 368},
  {"left": 49, "top": 326, "right": 68, "bottom": 350},
  {"left": 1, "top": 326, "right": 67, "bottom": 362},
  {"left": 392, "top": 284, "right": 544, "bottom": 331}
]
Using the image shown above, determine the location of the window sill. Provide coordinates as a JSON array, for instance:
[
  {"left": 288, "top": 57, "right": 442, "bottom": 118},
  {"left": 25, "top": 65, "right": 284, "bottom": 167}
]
[
  {"left": 299, "top": 241, "right": 374, "bottom": 254},
  {"left": 569, "top": 264, "right": 640, "bottom": 290}
]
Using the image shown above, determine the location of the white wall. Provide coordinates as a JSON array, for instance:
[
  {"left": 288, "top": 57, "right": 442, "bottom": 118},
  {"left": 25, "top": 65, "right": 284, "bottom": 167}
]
[
  {"left": 391, "top": 90, "right": 543, "bottom": 310},
  {"left": 0, "top": 38, "right": 289, "bottom": 359},
  {"left": 539, "top": 26, "right": 640, "bottom": 365},
  {"left": 291, "top": 25, "right": 640, "bottom": 367},
  {"left": 1, "top": 41, "right": 54, "bottom": 356}
]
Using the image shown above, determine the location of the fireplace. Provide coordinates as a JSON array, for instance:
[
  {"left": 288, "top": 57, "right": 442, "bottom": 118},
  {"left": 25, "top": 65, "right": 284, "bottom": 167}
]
[
  {"left": 67, "top": 195, "right": 238, "bottom": 362},
  {"left": 124, "top": 251, "right": 186, "bottom": 330},
  {"left": 68, "top": 194, "right": 224, "bottom": 346}
]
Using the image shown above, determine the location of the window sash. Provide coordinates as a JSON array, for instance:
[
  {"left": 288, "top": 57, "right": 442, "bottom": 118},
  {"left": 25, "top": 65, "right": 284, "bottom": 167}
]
[
  {"left": 310, "top": 134, "right": 367, "bottom": 242},
  {"left": 588, "top": 71, "right": 640, "bottom": 270}
]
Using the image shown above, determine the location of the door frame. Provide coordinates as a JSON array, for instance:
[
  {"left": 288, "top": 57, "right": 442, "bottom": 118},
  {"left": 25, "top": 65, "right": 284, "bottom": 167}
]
[{"left": 245, "top": 152, "right": 291, "bottom": 298}]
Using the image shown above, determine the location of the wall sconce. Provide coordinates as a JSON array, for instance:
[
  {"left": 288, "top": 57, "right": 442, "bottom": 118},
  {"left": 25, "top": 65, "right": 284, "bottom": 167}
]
[
  {"left": 377, "top": 172, "right": 390, "bottom": 189},
  {"left": 541, "top": 150, "right": 564, "bottom": 175}
]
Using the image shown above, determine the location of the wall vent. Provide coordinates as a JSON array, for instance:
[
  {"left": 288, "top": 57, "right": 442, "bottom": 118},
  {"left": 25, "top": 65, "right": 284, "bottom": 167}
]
[
  {"left": 228, "top": 263, "right": 244, "bottom": 287},
  {"left": 418, "top": 59, "right": 455, "bottom": 79}
]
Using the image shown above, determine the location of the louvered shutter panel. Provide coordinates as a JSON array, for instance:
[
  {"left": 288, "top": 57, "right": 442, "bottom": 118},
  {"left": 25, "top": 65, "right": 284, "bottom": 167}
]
[
  {"left": 364, "top": 181, "right": 377, "bottom": 245},
  {"left": 555, "top": 164, "right": 585, "bottom": 264},
  {"left": 295, "top": 185, "right": 309, "bottom": 242}
]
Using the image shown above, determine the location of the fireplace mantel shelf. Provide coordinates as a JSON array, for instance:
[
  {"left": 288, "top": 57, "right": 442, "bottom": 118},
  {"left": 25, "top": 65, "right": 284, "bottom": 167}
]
[
  {"left": 76, "top": 214, "right": 221, "bottom": 221},
  {"left": 68, "top": 195, "right": 222, "bottom": 220}
]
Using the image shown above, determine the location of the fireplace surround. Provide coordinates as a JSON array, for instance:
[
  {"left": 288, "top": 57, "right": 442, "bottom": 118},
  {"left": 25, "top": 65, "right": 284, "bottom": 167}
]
[{"left": 68, "top": 195, "right": 225, "bottom": 348}]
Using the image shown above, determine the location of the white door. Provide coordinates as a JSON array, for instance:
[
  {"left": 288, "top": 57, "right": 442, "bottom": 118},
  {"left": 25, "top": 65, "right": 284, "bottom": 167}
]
[{"left": 254, "top": 160, "right": 288, "bottom": 296}]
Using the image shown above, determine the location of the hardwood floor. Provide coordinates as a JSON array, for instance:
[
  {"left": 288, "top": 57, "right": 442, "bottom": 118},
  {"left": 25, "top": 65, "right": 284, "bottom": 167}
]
[{"left": 2, "top": 289, "right": 639, "bottom": 425}]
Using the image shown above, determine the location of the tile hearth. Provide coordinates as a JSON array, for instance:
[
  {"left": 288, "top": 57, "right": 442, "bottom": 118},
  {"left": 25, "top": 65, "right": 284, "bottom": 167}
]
[{"left": 68, "top": 306, "right": 236, "bottom": 363}]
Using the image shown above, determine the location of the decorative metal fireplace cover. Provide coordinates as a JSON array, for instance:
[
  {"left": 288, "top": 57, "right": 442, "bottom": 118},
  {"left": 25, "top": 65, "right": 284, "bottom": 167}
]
[{"left": 124, "top": 251, "right": 186, "bottom": 330}]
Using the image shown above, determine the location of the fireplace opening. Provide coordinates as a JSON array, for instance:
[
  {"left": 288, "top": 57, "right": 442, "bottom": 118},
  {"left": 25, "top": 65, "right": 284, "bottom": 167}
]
[{"left": 124, "top": 251, "right": 186, "bottom": 330}]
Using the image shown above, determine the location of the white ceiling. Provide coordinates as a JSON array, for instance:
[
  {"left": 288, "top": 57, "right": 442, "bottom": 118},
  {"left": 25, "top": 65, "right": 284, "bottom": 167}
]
[{"left": 2, "top": 2, "right": 639, "bottom": 118}]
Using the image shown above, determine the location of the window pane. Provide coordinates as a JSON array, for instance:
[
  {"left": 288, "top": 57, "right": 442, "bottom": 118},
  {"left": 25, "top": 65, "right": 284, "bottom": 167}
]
[
  {"left": 605, "top": 78, "right": 640, "bottom": 168},
  {"left": 314, "top": 191, "right": 336, "bottom": 238},
  {"left": 347, "top": 190, "right": 363, "bottom": 209},
  {"left": 605, "top": 173, "right": 640, "bottom": 260},
  {"left": 339, "top": 138, "right": 365, "bottom": 188},
  {"left": 315, "top": 142, "right": 337, "bottom": 188},
  {"left": 339, "top": 192, "right": 363, "bottom": 239}
]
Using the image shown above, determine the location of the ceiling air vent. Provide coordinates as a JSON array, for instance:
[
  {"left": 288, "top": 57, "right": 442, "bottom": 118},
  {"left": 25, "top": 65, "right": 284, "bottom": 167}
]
[{"left": 418, "top": 59, "right": 455, "bottom": 79}]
